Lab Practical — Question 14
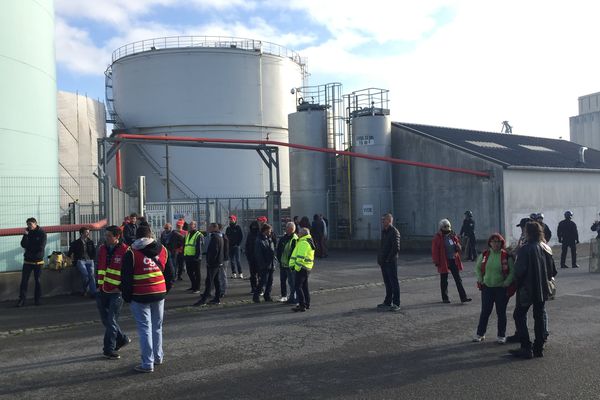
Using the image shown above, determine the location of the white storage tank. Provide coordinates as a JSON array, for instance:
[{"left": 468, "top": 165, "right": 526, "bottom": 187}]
[
  {"left": 108, "top": 37, "right": 305, "bottom": 203},
  {"left": 289, "top": 103, "right": 328, "bottom": 219},
  {"left": 352, "top": 113, "right": 393, "bottom": 240}
]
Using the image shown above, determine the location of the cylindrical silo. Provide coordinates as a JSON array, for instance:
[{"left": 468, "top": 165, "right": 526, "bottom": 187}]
[
  {"left": 109, "top": 37, "right": 305, "bottom": 205},
  {"left": 289, "top": 104, "right": 328, "bottom": 219},
  {"left": 0, "top": 0, "right": 59, "bottom": 272},
  {"left": 352, "top": 114, "right": 393, "bottom": 240}
]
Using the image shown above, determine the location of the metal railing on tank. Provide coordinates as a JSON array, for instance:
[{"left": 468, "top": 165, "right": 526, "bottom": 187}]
[{"left": 111, "top": 36, "right": 305, "bottom": 65}]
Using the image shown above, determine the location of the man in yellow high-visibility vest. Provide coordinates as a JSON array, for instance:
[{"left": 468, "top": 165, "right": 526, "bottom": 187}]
[
  {"left": 183, "top": 221, "right": 204, "bottom": 293},
  {"left": 289, "top": 227, "right": 316, "bottom": 312}
]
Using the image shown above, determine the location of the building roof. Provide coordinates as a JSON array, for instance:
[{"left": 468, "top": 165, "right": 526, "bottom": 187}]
[{"left": 393, "top": 122, "right": 600, "bottom": 170}]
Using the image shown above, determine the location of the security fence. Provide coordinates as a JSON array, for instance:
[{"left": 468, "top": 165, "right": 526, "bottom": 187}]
[{"left": 0, "top": 176, "right": 137, "bottom": 273}]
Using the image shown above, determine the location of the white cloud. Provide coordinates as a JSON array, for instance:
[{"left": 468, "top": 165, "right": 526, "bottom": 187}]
[{"left": 55, "top": 18, "right": 111, "bottom": 75}]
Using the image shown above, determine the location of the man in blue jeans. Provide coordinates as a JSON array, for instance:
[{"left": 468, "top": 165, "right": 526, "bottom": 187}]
[
  {"left": 226, "top": 215, "right": 244, "bottom": 278},
  {"left": 96, "top": 225, "right": 130, "bottom": 359},
  {"left": 68, "top": 227, "right": 97, "bottom": 298},
  {"left": 376, "top": 213, "right": 401, "bottom": 311},
  {"left": 121, "top": 225, "right": 172, "bottom": 373}
]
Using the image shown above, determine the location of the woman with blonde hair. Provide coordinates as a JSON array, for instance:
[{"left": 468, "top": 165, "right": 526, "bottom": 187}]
[{"left": 431, "top": 219, "right": 471, "bottom": 304}]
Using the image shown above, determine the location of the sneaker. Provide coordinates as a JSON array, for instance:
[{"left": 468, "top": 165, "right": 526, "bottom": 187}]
[
  {"left": 231, "top": 273, "right": 237, "bottom": 279},
  {"left": 185, "top": 287, "right": 194, "bottom": 291},
  {"left": 389, "top": 305, "right": 400, "bottom": 312},
  {"left": 573, "top": 264, "right": 580, "bottom": 268},
  {"left": 472, "top": 335, "right": 485, "bottom": 342},
  {"left": 560, "top": 265, "right": 569, "bottom": 269},
  {"left": 208, "top": 299, "right": 221, "bottom": 305},
  {"left": 103, "top": 351, "right": 121, "bottom": 360},
  {"left": 377, "top": 303, "right": 391, "bottom": 309},
  {"left": 154, "top": 358, "right": 163, "bottom": 366},
  {"left": 497, "top": 336, "right": 507, "bottom": 344},
  {"left": 292, "top": 305, "right": 306, "bottom": 312},
  {"left": 260, "top": 290, "right": 265, "bottom": 296},
  {"left": 442, "top": 299, "right": 451, "bottom": 304},
  {"left": 134, "top": 365, "right": 154, "bottom": 373},
  {"left": 461, "top": 298, "right": 472, "bottom": 303},
  {"left": 192, "top": 290, "right": 200, "bottom": 294},
  {"left": 238, "top": 273, "right": 244, "bottom": 279},
  {"left": 115, "top": 337, "right": 131, "bottom": 351},
  {"left": 279, "top": 296, "right": 288, "bottom": 302}
]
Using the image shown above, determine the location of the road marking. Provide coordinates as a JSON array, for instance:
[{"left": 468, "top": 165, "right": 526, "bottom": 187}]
[{"left": 563, "top": 293, "right": 600, "bottom": 300}]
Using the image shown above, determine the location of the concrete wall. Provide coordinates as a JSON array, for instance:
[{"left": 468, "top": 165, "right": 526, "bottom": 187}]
[
  {"left": 391, "top": 126, "right": 505, "bottom": 239},
  {"left": 0, "top": 268, "right": 81, "bottom": 302},
  {"left": 502, "top": 168, "right": 600, "bottom": 246},
  {"left": 570, "top": 112, "right": 600, "bottom": 151}
]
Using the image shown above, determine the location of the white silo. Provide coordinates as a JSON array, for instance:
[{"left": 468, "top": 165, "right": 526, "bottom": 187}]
[
  {"left": 349, "top": 89, "right": 392, "bottom": 240},
  {"left": 108, "top": 37, "right": 305, "bottom": 204},
  {"left": 289, "top": 100, "right": 328, "bottom": 220}
]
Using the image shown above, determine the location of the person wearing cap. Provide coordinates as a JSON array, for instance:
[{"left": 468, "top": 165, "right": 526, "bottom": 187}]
[
  {"left": 254, "top": 223, "right": 276, "bottom": 303},
  {"left": 226, "top": 215, "right": 244, "bottom": 279},
  {"left": 459, "top": 211, "right": 477, "bottom": 261},
  {"left": 557, "top": 211, "right": 579, "bottom": 269},
  {"left": 431, "top": 219, "right": 471, "bottom": 304},
  {"left": 245, "top": 220, "right": 261, "bottom": 294},
  {"left": 173, "top": 219, "right": 188, "bottom": 281}
]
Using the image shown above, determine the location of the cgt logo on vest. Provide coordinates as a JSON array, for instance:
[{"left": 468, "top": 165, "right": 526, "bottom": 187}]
[{"left": 142, "top": 257, "right": 158, "bottom": 271}]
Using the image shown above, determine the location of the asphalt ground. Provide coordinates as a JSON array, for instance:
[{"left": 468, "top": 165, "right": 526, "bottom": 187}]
[{"left": 1, "top": 250, "right": 600, "bottom": 399}]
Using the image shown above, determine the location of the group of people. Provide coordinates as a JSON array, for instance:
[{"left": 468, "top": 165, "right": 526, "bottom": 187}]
[{"left": 14, "top": 206, "right": 600, "bottom": 370}]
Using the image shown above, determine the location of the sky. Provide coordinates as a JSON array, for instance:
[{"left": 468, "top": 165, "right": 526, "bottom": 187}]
[{"left": 54, "top": 0, "right": 600, "bottom": 139}]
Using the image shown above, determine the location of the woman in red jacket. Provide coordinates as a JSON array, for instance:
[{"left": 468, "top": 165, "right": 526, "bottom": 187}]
[{"left": 432, "top": 219, "right": 472, "bottom": 304}]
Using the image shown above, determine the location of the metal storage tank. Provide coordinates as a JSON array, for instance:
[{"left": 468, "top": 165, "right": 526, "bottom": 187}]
[
  {"left": 0, "top": 0, "right": 59, "bottom": 271},
  {"left": 108, "top": 37, "right": 305, "bottom": 205},
  {"left": 351, "top": 113, "right": 393, "bottom": 240},
  {"left": 289, "top": 103, "right": 328, "bottom": 219}
]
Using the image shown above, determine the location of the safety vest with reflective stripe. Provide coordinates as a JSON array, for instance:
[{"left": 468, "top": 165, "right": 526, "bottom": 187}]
[
  {"left": 97, "top": 243, "right": 128, "bottom": 292},
  {"left": 131, "top": 245, "right": 168, "bottom": 296},
  {"left": 289, "top": 234, "right": 315, "bottom": 272},
  {"left": 184, "top": 230, "right": 203, "bottom": 257}
]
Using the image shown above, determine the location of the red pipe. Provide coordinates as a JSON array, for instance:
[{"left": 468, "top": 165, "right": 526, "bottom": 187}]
[
  {"left": 0, "top": 219, "right": 108, "bottom": 237},
  {"left": 115, "top": 149, "right": 123, "bottom": 189},
  {"left": 116, "top": 134, "right": 490, "bottom": 177}
]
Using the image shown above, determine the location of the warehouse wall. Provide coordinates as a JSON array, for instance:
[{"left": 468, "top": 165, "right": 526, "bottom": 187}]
[
  {"left": 391, "top": 125, "right": 505, "bottom": 241},
  {"left": 503, "top": 168, "right": 600, "bottom": 245}
]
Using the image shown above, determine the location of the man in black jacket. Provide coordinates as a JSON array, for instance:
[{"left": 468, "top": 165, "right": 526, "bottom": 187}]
[
  {"left": 123, "top": 213, "right": 138, "bottom": 246},
  {"left": 254, "top": 223, "right": 276, "bottom": 303},
  {"left": 18, "top": 217, "right": 47, "bottom": 307},
  {"left": 459, "top": 211, "right": 477, "bottom": 261},
  {"left": 226, "top": 215, "right": 244, "bottom": 278},
  {"left": 377, "top": 214, "right": 401, "bottom": 311},
  {"left": 557, "top": 211, "right": 579, "bottom": 269},
  {"left": 509, "top": 222, "right": 557, "bottom": 359},
  {"left": 68, "top": 227, "right": 97, "bottom": 297},
  {"left": 194, "top": 223, "right": 224, "bottom": 306}
]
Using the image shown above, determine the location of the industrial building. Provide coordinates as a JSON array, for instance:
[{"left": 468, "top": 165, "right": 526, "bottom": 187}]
[
  {"left": 2, "top": 1, "right": 600, "bottom": 300},
  {"left": 570, "top": 91, "right": 600, "bottom": 150},
  {"left": 392, "top": 123, "right": 600, "bottom": 246}
]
